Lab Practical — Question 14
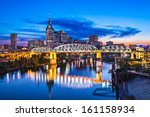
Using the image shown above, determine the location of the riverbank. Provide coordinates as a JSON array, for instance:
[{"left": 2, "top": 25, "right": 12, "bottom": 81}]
[
  {"left": 127, "top": 77, "right": 150, "bottom": 100},
  {"left": 0, "top": 64, "right": 46, "bottom": 74},
  {"left": 128, "top": 70, "right": 150, "bottom": 77},
  {"left": 0, "top": 54, "right": 50, "bottom": 74}
]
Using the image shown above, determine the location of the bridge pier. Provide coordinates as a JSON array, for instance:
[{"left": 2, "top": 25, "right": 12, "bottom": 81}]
[{"left": 96, "top": 51, "right": 102, "bottom": 67}]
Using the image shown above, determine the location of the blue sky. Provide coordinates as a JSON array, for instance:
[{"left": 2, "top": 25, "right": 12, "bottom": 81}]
[{"left": 0, "top": 0, "right": 150, "bottom": 46}]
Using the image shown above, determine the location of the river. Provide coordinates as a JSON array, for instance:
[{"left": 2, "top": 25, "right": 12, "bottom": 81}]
[{"left": 0, "top": 59, "right": 115, "bottom": 100}]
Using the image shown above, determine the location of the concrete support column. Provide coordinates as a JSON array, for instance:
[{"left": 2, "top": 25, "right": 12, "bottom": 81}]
[
  {"left": 96, "top": 51, "right": 102, "bottom": 59},
  {"left": 96, "top": 51, "right": 102, "bottom": 67}
]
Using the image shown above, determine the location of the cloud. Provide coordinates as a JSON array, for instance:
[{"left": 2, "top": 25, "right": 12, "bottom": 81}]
[
  {"left": 104, "top": 26, "right": 141, "bottom": 38},
  {"left": 0, "top": 32, "right": 45, "bottom": 42},
  {"left": 24, "top": 18, "right": 141, "bottom": 39},
  {"left": 0, "top": 34, "right": 10, "bottom": 41},
  {"left": 19, "top": 28, "right": 45, "bottom": 34},
  {"left": 17, "top": 30, "right": 45, "bottom": 40},
  {"left": 0, "top": 17, "right": 141, "bottom": 44}
]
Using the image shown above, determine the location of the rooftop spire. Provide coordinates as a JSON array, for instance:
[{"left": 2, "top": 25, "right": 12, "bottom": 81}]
[
  {"left": 48, "top": 17, "right": 51, "bottom": 25},
  {"left": 46, "top": 17, "right": 54, "bottom": 31}
]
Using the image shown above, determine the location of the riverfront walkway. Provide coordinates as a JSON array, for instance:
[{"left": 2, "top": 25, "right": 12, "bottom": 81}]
[
  {"left": 128, "top": 70, "right": 149, "bottom": 77},
  {"left": 127, "top": 78, "right": 150, "bottom": 100}
]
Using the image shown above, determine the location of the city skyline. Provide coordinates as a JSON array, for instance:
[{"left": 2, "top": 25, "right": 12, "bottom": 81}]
[{"left": 0, "top": 0, "right": 150, "bottom": 46}]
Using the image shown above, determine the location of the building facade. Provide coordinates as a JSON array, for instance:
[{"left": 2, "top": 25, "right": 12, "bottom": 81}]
[
  {"left": 106, "top": 41, "right": 113, "bottom": 46},
  {"left": 28, "top": 40, "right": 44, "bottom": 50},
  {"left": 89, "top": 35, "right": 98, "bottom": 44},
  {"left": 66, "top": 36, "right": 72, "bottom": 44},
  {"left": 57, "top": 30, "right": 67, "bottom": 44},
  {"left": 10, "top": 33, "right": 17, "bottom": 51},
  {"left": 129, "top": 44, "right": 138, "bottom": 51},
  {"left": 134, "top": 47, "right": 145, "bottom": 59},
  {"left": 46, "top": 18, "right": 56, "bottom": 49}
]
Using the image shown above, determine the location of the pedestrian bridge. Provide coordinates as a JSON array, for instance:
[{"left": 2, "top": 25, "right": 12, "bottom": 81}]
[
  {"left": 0, "top": 44, "right": 134, "bottom": 64},
  {"left": 53, "top": 44, "right": 98, "bottom": 53},
  {"left": 101, "top": 45, "right": 131, "bottom": 53},
  {"left": 31, "top": 44, "right": 98, "bottom": 53},
  {"left": 31, "top": 44, "right": 132, "bottom": 53}
]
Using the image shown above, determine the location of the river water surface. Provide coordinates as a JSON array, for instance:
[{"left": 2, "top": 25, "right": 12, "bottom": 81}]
[{"left": 0, "top": 59, "right": 115, "bottom": 100}]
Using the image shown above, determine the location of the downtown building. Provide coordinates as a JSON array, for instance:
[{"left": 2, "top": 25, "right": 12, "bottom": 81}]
[
  {"left": 89, "top": 35, "right": 98, "bottom": 44},
  {"left": 46, "top": 18, "right": 56, "bottom": 49},
  {"left": 28, "top": 40, "right": 44, "bottom": 50},
  {"left": 46, "top": 18, "right": 72, "bottom": 48},
  {"left": 106, "top": 41, "right": 113, "bottom": 46},
  {"left": 10, "top": 33, "right": 17, "bottom": 51},
  {"left": 88, "top": 35, "right": 103, "bottom": 49},
  {"left": 56, "top": 30, "right": 72, "bottom": 45}
]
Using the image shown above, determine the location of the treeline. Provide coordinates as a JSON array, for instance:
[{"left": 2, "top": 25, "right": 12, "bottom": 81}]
[{"left": 0, "top": 54, "right": 50, "bottom": 74}]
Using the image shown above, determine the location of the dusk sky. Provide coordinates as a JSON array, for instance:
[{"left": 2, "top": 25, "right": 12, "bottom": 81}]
[{"left": 0, "top": 0, "right": 150, "bottom": 46}]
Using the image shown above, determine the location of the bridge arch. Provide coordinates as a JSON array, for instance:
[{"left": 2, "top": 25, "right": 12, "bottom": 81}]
[
  {"left": 101, "top": 45, "right": 131, "bottom": 53},
  {"left": 53, "top": 44, "right": 98, "bottom": 52},
  {"left": 31, "top": 47, "right": 52, "bottom": 52}
]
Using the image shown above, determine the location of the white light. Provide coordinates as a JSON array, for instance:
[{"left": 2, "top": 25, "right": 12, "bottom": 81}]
[
  {"left": 57, "top": 67, "right": 60, "bottom": 74},
  {"left": 6, "top": 73, "right": 9, "bottom": 83}
]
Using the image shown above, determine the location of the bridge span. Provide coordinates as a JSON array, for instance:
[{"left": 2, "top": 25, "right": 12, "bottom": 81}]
[{"left": 0, "top": 44, "right": 135, "bottom": 65}]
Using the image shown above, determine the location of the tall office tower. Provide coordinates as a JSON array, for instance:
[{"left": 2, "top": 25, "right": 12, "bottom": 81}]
[
  {"left": 46, "top": 18, "right": 56, "bottom": 49},
  {"left": 57, "top": 30, "right": 67, "bottom": 43},
  {"left": 10, "top": 33, "right": 17, "bottom": 50}
]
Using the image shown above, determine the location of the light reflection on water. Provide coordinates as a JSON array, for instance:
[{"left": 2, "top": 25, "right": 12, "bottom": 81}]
[{"left": 0, "top": 59, "right": 114, "bottom": 100}]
